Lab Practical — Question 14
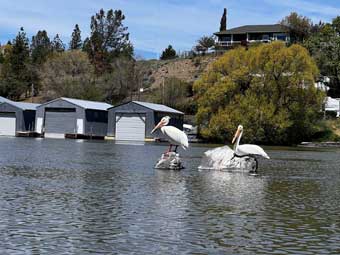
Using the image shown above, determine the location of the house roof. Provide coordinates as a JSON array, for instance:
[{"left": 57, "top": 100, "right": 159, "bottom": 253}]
[
  {"left": 61, "top": 97, "right": 112, "bottom": 110},
  {"left": 133, "top": 101, "right": 184, "bottom": 114},
  {"left": 215, "top": 24, "right": 287, "bottom": 35}
]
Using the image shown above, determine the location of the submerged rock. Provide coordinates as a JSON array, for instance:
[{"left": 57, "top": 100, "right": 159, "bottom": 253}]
[{"left": 155, "top": 152, "right": 184, "bottom": 170}]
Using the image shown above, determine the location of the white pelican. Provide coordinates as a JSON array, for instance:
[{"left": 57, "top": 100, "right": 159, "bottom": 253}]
[
  {"left": 151, "top": 116, "right": 189, "bottom": 153},
  {"left": 232, "top": 125, "right": 270, "bottom": 160}
]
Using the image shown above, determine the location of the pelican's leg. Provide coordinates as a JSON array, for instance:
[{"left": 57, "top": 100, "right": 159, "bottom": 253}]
[
  {"left": 174, "top": 145, "right": 178, "bottom": 153},
  {"left": 167, "top": 144, "right": 172, "bottom": 154}
]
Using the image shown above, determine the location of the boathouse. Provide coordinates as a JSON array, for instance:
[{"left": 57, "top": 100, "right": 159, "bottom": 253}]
[
  {"left": 35, "top": 97, "right": 112, "bottom": 139},
  {"left": 0, "top": 101, "right": 40, "bottom": 136},
  {"left": 108, "top": 101, "right": 184, "bottom": 141}
]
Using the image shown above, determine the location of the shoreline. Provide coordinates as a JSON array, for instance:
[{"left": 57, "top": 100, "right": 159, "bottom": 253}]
[{"left": 299, "top": 142, "right": 340, "bottom": 148}]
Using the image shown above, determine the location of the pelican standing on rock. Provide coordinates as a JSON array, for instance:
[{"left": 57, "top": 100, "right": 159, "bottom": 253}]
[
  {"left": 232, "top": 125, "right": 270, "bottom": 166},
  {"left": 151, "top": 116, "right": 189, "bottom": 153}
]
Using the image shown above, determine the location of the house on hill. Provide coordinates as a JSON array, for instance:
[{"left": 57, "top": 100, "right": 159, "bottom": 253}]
[
  {"left": 214, "top": 9, "right": 290, "bottom": 49},
  {"left": 215, "top": 24, "right": 290, "bottom": 49}
]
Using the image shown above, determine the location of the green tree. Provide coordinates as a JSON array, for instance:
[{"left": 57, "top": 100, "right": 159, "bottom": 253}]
[
  {"left": 304, "top": 19, "right": 340, "bottom": 97},
  {"left": 196, "top": 36, "right": 215, "bottom": 54},
  {"left": 0, "top": 44, "right": 4, "bottom": 64},
  {"left": 85, "top": 9, "right": 133, "bottom": 74},
  {"left": 194, "top": 42, "right": 324, "bottom": 144},
  {"left": 39, "top": 50, "right": 99, "bottom": 100},
  {"left": 69, "top": 24, "right": 82, "bottom": 50},
  {"left": 160, "top": 45, "right": 177, "bottom": 60},
  {"left": 96, "top": 57, "right": 138, "bottom": 104},
  {"left": 0, "top": 27, "right": 32, "bottom": 99},
  {"left": 52, "top": 34, "right": 65, "bottom": 53},
  {"left": 220, "top": 8, "right": 227, "bottom": 32},
  {"left": 332, "top": 16, "right": 340, "bottom": 34},
  {"left": 151, "top": 77, "right": 194, "bottom": 113},
  {"left": 31, "top": 30, "right": 52, "bottom": 64},
  {"left": 280, "top": 12, "right": 312, "bottom": 43}
]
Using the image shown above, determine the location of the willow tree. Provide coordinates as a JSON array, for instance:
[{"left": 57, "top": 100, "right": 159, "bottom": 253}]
[{"left": 193, "top": 42, "right": 324, "bottom": 144}]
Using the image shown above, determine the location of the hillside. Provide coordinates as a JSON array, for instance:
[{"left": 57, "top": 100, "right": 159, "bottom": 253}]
[{"left": 138, "top": 55, "right": 218, "bottom": 90}]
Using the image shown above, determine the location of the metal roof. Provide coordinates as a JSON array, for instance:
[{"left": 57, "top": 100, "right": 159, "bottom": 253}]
[
  {"left": 0, "top": 96, "right": 12, "bottom": 103},
  {"left": 61, "top": 97, "right": 112, "bottom": 110},
  {"left": 215, "top": 24, "right": 287, "bottom": 35},
  {"left": 7, "top": 101, "right": 40, "bottom": 110},
  {"left": 133, "top": 101, "right": 184, "bottom": 114},
  {"left": 0, "top": 97, "right": 40, "bottom": 110}
]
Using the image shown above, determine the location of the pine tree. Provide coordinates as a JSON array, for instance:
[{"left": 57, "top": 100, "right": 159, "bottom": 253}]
[
  {"left": 160, "top": 45, "right": 176, "bottom": 60},
  {"left": 31, "top": 30, "right": 52, "bottom": 64},
  {"left": 220, "top": 8, "right": 227, "bottom": 31},
  {"left": 52, "top": 34, "right": 65, "bottom": 53},
  {"left": 69, "top": 24, "right": 82, "bottom": 50},
  {"left": 0, "top": 27, "right": 32, "bottom": 99},
  {"left": 0, "top": 44, "right": 4, "bottom": 64},
  {"left": 85, "top": 9, "right": 133, "bottom": 74}
]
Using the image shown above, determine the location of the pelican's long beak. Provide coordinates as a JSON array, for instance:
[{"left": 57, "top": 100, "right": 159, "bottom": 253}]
[
  {"left": 232, "top": 128, "right": 241, "bottom": 144},
  {"left": 151, "top": 121, "right": 164, "bottom": 134}
]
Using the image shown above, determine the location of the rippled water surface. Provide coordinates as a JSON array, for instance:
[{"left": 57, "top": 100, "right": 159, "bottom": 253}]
[{"left": 0, "top": 137, "right": 340, "bottom": 254}]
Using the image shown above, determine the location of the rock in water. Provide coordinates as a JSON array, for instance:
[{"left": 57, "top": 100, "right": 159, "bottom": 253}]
[{"left": 155, "top": 152, "right": 184, "bottom": 170}]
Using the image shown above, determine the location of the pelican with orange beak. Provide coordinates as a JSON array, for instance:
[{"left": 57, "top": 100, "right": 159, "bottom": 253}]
[
  {"left": 151, "top": 116, "right": 189, "bottom": 153},
  {"left": 232, "top": 125, "right": 270, "bottom": 159}
]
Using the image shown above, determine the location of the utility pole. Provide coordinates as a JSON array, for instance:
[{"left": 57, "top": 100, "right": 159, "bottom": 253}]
[
  {"left": 31, "top": 83, "right": 34, "bottom": 103},
  {"left": 162, "top": 76, "right": 165, "bottom": 105}
]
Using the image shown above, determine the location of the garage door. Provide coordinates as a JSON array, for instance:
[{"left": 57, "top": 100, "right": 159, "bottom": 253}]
[
  {"left": 0, "top": 112, "right": 16, "bottom": 136},
  {"left": 115, "top": 114, "right": 146, "bottom": 141},
  {"left": 44, "top": 109, "right": 76, "bottom": 138}
]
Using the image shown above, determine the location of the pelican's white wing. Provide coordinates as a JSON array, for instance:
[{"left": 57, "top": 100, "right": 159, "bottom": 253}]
[
  {"left": 236, "top": 144, "right": 270, "bottom": 159},
  {"left": 161, "top": 126, "right": 189, "bottom": 149},
  {"left": 199, "top": 145, "right": 234, "bottom": 169}
]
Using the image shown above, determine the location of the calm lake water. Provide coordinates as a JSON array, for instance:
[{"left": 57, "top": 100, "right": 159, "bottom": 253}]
[{"left": 0, "top": 137, "right": 340, "bottom": 255}]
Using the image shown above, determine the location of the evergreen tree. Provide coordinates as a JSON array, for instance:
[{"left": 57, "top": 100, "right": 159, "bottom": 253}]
[
  {"left": 31, "top": 30, "right": 52, "bottom": 64},
  {"left": 82, "top": 37, "right": 90, "bottom": 52},
  {"left": 85, "top": 9, "right": 133, "bottom": 74},
  {"left": 0, "top": 27, "right": 32, "bottom": 99},
  {"left": 0, "top": 46, "right": 4, "bottom": 64},
  {"left": 69, "top": 24, "right": 82, "bottom": 50},
  {"left": 220, "top": 8, "right": 227, "bottom": 31},
  {"left": 304, "top": 18, "right": 340, "bottom": 97},
  {"left": 52, "top": 34, "right": 65, "bottom": 53},
  {"left": 160, "top": 45, "right": 177, "bottom": 60},
  {"left": 332, "top": 16, "right": 340, "bottom": 34}
]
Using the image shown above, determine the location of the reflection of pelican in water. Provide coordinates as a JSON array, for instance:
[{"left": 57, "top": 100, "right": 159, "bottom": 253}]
[{"left": 199, "top": 125, "right": 270, "bottom": 172}]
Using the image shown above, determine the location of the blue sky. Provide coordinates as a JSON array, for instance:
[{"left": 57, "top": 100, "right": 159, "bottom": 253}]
[{"left": 0, "top": 0, "right": 340, "bottom": 59}]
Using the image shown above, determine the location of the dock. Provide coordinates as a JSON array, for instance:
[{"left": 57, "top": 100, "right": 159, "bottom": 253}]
[{"left": 16, "top": 131, "right": 42, "bottom": 138}]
